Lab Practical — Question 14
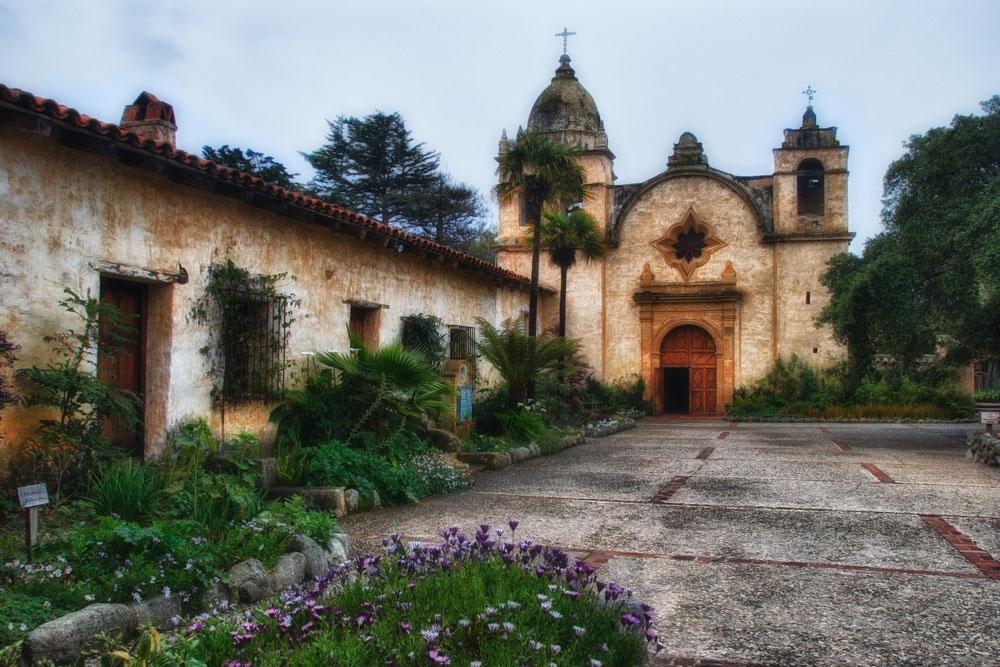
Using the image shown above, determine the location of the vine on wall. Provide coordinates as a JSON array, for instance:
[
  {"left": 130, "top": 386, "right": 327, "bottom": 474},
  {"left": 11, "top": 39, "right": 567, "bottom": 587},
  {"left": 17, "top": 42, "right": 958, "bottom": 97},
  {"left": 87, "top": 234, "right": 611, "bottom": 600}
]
[{"left": 191, "top": 260, "right": 300, "bottom": 403}]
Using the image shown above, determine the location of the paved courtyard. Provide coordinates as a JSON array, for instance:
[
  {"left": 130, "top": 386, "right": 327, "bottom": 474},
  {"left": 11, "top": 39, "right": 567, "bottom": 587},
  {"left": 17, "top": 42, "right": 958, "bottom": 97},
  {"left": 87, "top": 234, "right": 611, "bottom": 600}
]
[{"left": 340, "top": 421, "right": 1000, "bottom": 666}]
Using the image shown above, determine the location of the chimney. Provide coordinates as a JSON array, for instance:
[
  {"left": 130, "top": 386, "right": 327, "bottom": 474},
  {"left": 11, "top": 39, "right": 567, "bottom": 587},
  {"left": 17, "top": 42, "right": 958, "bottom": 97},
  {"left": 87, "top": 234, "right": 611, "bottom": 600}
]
[{"left": 120, "top": 91, "right": 176, "bottom": 149}]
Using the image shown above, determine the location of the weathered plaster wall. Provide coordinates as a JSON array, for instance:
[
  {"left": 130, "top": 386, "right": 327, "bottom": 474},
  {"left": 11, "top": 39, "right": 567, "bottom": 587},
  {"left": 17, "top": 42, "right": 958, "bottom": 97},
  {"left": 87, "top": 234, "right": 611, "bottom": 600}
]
[
  {"left": 774, "top": 240, "right": 849, "bottom": 366},
  {"left": 606, "top": 174, "right": 776, "bottom": 388},
  {"left": 0, "top": 127, "right": 527, "bottom": 466}
]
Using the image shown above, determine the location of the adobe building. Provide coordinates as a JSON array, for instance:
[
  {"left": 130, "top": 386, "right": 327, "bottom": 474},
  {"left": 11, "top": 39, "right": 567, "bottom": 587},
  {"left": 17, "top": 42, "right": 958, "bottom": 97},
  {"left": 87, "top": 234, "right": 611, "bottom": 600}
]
[
  {"left": 0, "top": 86, "right": 534, "bottom": 466},
  {"left": 497, "top": 54, "right": 854, "bottom": 415}
]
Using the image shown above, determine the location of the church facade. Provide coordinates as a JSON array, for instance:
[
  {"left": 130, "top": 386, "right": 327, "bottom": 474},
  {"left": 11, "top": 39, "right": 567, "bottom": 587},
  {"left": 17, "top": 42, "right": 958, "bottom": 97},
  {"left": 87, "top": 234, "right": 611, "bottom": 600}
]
[{"left": 497, "top": 54, "right": 853, "bottom": 415}]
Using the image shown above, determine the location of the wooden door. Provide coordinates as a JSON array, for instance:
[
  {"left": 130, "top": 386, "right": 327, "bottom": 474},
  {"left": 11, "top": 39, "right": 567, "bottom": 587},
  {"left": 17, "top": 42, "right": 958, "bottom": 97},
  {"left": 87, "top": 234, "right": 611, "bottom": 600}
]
[
  {"left": 98, "top": 279, "right": 145, "bottom": 457},
  {"left": 660, "top": 325, "right": 717, "bottom": 415}
]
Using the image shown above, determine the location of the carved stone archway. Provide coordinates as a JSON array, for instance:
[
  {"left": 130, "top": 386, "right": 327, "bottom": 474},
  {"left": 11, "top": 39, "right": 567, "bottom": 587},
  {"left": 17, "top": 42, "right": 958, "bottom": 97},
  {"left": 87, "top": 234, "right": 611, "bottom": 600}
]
[{"left": 635, "top": 284, "right": 739, "bottom": 416}]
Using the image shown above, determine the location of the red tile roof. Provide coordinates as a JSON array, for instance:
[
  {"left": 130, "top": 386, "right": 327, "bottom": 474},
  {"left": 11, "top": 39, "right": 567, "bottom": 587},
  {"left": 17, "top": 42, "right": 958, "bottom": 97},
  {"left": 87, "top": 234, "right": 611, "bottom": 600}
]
[{"left": 0, "top": 83, "right": 531, "bottom": 288}]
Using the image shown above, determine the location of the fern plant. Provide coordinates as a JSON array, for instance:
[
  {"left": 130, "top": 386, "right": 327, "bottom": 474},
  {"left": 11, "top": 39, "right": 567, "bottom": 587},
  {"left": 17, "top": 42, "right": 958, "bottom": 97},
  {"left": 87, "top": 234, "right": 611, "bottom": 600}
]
[{"left": 475, "top": 318, "right": 577, "bottom": 408}]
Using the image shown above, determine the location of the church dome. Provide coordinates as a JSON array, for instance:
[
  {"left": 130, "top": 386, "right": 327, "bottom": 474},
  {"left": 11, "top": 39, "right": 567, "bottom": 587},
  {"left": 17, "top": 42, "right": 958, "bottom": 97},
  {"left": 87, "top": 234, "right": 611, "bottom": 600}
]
[{"left": 526, "top": 54, "right": 608, "bottom": 150}]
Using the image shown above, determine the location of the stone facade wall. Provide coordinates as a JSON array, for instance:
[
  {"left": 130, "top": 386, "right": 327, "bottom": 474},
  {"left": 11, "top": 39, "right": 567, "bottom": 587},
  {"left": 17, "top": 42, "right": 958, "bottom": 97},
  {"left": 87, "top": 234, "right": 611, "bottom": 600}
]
[
  {"left": 774, "top": 240, "right": 849, "bottom": 365},
  {"left": 608, "top": 175, "right": 776, "bottom": 389},
  {"left": 0, "top": 127, "right": 528, "bottom": 466}
]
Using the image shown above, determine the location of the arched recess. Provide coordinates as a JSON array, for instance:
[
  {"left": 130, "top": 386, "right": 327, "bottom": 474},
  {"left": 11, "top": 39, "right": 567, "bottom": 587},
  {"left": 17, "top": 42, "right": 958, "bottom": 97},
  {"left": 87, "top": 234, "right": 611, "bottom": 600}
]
[
  {"left": 656, "top": 323, "right": 721, "bottom": 415},
  {"left": 797, "top": 158, "right": 825, "bottom": 216}
]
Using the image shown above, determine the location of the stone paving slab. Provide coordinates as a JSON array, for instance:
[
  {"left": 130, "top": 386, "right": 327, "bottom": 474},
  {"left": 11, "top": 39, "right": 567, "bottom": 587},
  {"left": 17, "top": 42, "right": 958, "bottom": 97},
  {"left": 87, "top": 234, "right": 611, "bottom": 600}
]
[
  {"left": 672, "top": 476, "right": 1000, "bottom": 517},
  {"left": 340, "top": 493, "right": 976, "bottom": 573},
  {"left": 874, "top": 462, "right": 1000, "bottom": 486},
  {"left": 603, "top": 557, "right": 1000, "bottom": 666},
  {"left": 695, "top": 459, "right": 875, "bottom": 482},
  {"left": 472, "top": 460, "right": 703, "bottom": 502}
]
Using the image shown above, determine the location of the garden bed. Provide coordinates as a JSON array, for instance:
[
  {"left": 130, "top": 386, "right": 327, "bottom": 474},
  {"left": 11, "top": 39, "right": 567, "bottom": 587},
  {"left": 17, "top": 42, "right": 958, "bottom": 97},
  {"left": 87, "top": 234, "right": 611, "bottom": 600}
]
[{"left": 66, "top": 523, "right": 661, "bottom": 666}]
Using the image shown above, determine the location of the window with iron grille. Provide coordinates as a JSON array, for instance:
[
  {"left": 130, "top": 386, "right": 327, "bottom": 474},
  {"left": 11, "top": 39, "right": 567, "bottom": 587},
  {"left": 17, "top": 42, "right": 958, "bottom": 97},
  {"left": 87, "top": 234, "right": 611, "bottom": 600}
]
[
  {"left": 449, "top": 326, "right": 475, "bottom": 360},
  {"left": 217, "top": 282, "right": 289, "bottom": 402}
]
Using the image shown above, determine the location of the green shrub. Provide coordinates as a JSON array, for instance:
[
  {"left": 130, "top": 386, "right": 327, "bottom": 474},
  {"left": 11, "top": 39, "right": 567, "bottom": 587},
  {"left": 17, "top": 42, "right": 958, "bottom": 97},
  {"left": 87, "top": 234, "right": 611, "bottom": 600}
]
[
  {"left": 975, "top": 388, "right": 1000, "bottom": 402},
  {"left": 270, "top": 370, "right": 360, "bottom": 448},
  {"left": 165, "top": 471, "right": 264, "bottom": 538},
  {"left": 308, "top": 441, "right": 420, "bottom": 504},
  {"left": 84, "top": 460, "right": 163, "bottom": 523},
  {"left": 463, "top": 433, "right": 509, "bottom": 453},
  {"left": 728, "top": 357, "right": 974, "bottom": 418},
  {"left": 400, "top": 313, "right": 447, "bottom": 369},
  {"left": 265, "top": 496, "right": 336, "bottom": 546},
  {"left": 497, "top": 409, "right": 561, "bottom": 453},
  {"left": 275, "top": 443, "right": 312, "bottom": 486}
]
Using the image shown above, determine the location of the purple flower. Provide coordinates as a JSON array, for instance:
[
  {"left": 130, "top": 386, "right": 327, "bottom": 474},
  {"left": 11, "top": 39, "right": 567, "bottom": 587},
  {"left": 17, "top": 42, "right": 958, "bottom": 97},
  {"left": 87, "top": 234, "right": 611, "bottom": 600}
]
[
  {"left": 508, "top": 520, "right": 519, "bottom": 533},
  {"left": 421, "top": 625, "right": 441, "bottom": 643},
  {"left": 399, "top": 622, "right": 412, "bottom": 634},
  {"left": 427, "top": 648, "right": 450, "bottom": 664},
  {"left": 620, "top": 612, "right": 642, "bottom": 627}
]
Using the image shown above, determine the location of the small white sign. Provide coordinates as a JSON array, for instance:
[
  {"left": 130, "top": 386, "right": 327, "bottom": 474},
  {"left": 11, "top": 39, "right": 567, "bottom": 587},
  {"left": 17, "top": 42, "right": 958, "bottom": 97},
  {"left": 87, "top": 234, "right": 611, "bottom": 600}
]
[
  {"left": 981, "top": 411, "right": 1000, "bottom": 425},
  {"left": 17, "top": 483, "right": 49, "bottom": 509}
]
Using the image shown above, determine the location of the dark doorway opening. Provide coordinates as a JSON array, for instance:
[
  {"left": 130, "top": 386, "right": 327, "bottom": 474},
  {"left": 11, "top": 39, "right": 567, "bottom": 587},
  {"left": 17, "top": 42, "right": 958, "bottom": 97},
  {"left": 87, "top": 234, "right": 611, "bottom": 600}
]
[
  {"left": 663, "top": 367, "right": 689, "bottom": 414},
  {"left": 98, "top": 278, "right": 146, "bottom": 458}
]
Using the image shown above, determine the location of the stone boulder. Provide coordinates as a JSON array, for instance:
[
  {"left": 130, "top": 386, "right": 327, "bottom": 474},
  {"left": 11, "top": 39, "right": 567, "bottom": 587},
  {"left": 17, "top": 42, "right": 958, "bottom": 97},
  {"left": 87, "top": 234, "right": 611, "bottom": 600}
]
[
  {"left": 27, "top": 603, "right": 134, "bottom": 664},
  {"left": 291, "top": 533, "right": 330, "bottom": 579},
  {"left": 345, "top": 489, "right": 360, "bottom": 513},
  {"left": 229, "top": 558, "right": 272, "bottom": 602},
  {"left": 270, "top": 552, "right": 306, "bottom": 591},
  {"left": 326, "top": 531, "right": 351, "bottom": 565},
  {"left": 131, "top": 594, "right": 180, "bottom": 629},
  {"left": 423, "top": 426, "right": 462, "bottom": 453},
  {"left": 456, "top": 451, "right": 512, "bottom": 470},
  {"left": 509, "top": 447, "right": 531, "bottom": 463},
  {"left": 202, "top": 580, "right": 231, "bottom": 611}
]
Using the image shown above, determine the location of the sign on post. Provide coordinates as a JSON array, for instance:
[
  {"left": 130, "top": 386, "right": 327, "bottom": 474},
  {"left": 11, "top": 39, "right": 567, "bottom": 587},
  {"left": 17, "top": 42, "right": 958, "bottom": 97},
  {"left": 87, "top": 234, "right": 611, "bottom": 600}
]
[
  {"left": 18, "top": 483, "right": 49, "bottom": 508},
  {"left": 982, "top": 410, "right": 999, "bottom": 435},
  {"left": 17, "top": 483, "right": 49, "bottom": 562}
]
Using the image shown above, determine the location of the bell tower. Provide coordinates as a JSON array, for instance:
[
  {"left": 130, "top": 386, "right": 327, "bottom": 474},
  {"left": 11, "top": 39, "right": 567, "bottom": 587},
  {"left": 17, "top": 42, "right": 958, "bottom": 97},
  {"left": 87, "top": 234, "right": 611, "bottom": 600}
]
[
  {"left": 495, "top": 50, "right": 613, "bottom": 375},
  {"left": 772, "top": 92, "right": 849, "bottom": 235}
]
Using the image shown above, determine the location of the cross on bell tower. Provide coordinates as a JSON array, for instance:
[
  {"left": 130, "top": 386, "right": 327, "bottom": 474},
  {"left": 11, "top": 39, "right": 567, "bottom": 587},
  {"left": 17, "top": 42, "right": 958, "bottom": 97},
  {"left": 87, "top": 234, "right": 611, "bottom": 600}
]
[
  {"left": 802, "top": 85, "right": 817, "bottom": 105},
  {"left": 555, "top": 27, "right": 576, "bottom": 55}
]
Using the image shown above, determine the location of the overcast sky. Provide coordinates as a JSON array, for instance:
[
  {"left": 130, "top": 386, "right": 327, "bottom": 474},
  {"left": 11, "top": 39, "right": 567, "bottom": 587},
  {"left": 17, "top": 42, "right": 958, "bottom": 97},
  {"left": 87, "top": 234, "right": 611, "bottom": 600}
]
[{"left": 2, "top": 0, "right": 998, "bottom": 251}]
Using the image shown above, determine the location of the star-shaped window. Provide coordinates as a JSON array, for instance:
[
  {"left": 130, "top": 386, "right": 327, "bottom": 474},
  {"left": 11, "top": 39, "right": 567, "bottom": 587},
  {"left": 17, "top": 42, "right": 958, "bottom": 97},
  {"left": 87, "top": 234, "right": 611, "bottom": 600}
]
[
  {"left": 651, "top": 209, "right": 726, "bottom": 281},
  {"left": 673, "top": 228, "right": 706, "bottom": 261}
]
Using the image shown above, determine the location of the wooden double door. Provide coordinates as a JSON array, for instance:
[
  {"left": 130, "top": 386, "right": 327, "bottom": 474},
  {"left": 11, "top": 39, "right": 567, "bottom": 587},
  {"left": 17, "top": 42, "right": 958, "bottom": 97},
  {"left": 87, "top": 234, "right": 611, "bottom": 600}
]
[{"left": 660, "top": 325, "right": 718, "bottom": 415}]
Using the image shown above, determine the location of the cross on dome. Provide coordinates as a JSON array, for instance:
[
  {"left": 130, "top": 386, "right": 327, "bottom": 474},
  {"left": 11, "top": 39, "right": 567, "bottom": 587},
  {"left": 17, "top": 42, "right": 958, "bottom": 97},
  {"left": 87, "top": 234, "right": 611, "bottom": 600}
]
[{"left": 555, "top": 27, "right": 576, "bottom": 55}]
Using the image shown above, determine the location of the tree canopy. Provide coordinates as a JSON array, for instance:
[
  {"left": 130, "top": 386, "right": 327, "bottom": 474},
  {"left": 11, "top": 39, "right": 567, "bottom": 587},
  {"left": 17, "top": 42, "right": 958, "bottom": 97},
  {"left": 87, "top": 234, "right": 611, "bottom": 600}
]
[
  {"left": 303, "top": 111, "right": 492, "bottom": 251},
  {"left": 201, "top": 145, "right": 298, "bottom": 189},
  {"left": 819, "top": 96, "right": 1000, "bottom": 379}
]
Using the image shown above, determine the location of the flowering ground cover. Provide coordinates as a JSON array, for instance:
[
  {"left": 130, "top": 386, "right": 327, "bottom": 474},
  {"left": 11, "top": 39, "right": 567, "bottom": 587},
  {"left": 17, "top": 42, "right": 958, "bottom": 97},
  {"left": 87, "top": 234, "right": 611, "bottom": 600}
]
[{"left": 106, "top": 523, "right": 659, "bottom": 666}]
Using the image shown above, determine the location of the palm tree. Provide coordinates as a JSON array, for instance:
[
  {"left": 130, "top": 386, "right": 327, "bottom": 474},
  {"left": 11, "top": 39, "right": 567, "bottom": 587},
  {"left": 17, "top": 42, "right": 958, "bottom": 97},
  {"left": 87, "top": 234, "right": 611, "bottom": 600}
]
[
  {"left": 536, "top": 209, "right": 605, "bottom": 337},
  {"left": 312, "top": 330, "right": 454, "bottom": 437},
  {"left": 496, "top": 132, "right": 586, "bottom": 340},
  {"left": 475, "top": 318, "right": 578, "bottom": 409}
]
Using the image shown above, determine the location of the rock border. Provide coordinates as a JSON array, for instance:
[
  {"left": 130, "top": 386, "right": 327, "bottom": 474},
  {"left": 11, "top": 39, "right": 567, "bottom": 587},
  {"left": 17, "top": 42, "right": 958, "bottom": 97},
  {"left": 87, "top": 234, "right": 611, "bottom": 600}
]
[
  {"left": 584, "top": 417, "right": 638, "bottom": 438},
  {"left": 24, "top": 531, "right": 351, "bottom": 665},
  {"left": 967, "top": 430, "right": 999, "bottom": 467},
  {"left": 457, "top": 433, "right": 586, "bottom": 471}
]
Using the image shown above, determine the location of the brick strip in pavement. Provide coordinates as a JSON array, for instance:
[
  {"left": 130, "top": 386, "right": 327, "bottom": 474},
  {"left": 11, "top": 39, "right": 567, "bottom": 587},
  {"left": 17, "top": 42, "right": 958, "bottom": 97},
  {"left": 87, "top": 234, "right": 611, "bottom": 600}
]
[
  {"left": 921, "top": 514, "right": 1000, "bottom": 579},
  {"left": 860, "top": 462, "right": 895, "bottom": 483},
  {"left": 696, "top": 447, "right": 715, "bottom": 460},
  {"left": 651, "top": 476, "right": 690, "bottom": 502}
]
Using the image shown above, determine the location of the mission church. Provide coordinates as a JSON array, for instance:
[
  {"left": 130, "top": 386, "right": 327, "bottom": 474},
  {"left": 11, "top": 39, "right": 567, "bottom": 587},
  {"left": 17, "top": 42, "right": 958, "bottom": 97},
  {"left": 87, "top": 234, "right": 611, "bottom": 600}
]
[
  {"left": 496, "top": 51, "right": 852, "bottom": 415},
  {"left": 0, "top": 45, "right": 852, "bottom": 464}
]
